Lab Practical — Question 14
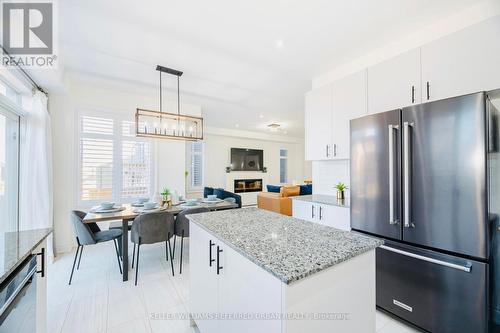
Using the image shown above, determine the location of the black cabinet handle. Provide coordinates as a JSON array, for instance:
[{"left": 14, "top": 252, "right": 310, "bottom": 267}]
[
  {"left": 216, "top": 246, "right": 223, "bottom": 275},
  {"left": 319, "top": 206, "right": 323, "bottom": 220},
  {"left": 311, "top": 205, "right": 315, "bottom": 219},
  {"left": 36, "top": 247, "right": 45, "bottom": 277},
  {"left": 426, "top": 81, "right": 430, "bottom": 100},
  {"left": 411, "top": 85, "right": 415, "bottom": 103},
  {"left": 209, "top": 240, "right": 215, "bottom": 267}
]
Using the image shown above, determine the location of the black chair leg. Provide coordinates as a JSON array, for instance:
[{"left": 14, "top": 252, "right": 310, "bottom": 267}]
[
  {"left": 172, "top": 235, "right": 177, "bottom": 259},
  {"left": 113, "top": 239, "right": 123, "bottom": 275},
  {"left": 179, "top": 230, "right": 184, "bottom": 274},
  {"left": 77, "top": 245, "right": 84, "bottom": 270},
  {"left": 167, "top": 237, "right": 175, "bottom": 277},
  {"left": 132, "top": 243, "right": 136, "bottom": 269},
  {"left": 165, "top": 239, "right": 169, "bottom": 262},
  {"left": 68, "top": 245, "right": 80, "bottom": 285},
  {"left": 117, "top": 237, "right": 123, "bottom": 260},
  {"left": 135, "top": 242, "right": 141, "bottom": 286}
]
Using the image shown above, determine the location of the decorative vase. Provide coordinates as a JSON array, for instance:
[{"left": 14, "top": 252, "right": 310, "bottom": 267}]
[{"left": 336, "top": 190, "right": 345, "bottom": 200}]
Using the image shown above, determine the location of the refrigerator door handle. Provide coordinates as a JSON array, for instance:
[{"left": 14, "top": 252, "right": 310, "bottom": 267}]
[
  {"left": 403, "top": 122, "right": 415, "bottom": 228},
  {"left": 380, "top": 245, "right": 472, "bottom": 273},
  {"left": 388, "top": 124, "right": 399, "bottom": 225}
]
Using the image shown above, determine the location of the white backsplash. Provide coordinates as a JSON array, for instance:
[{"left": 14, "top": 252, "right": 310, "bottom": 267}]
[{"left": 312, "top": 160, "right": 350, "bottom": 198}]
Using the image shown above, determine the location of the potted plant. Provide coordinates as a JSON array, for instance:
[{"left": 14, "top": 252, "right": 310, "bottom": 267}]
[
  {"left": 161, "top": 187, "right": 171, "bottom": 203},
  {"left": 334, "top": 182, "right": 348, "bottom": 200}
]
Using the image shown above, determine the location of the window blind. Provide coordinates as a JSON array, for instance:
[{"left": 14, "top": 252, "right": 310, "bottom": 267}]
[
  {"left": 190, "top": 141, "right": 204, "bottom": 189},
  {"left": 79, "top": 114, "right": 153, "bottom": 203}
]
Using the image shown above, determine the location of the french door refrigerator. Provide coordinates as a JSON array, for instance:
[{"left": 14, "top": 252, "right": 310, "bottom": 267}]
[{"left": 350, "top": 91, "right": 500, "bottom": 333}]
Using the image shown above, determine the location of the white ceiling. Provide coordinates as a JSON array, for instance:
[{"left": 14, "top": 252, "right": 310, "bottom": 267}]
[{"left": 33, "top": 0, "right": 483, "bottom": 137}]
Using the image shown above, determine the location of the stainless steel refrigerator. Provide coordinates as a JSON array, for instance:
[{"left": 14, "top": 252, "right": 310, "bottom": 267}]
[{"left": 350, "top": 91, "right": 500, "bottom": 333}]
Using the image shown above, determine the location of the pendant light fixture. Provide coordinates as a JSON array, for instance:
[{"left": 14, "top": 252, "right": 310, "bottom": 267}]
[{"left": 135, "top": 65, "right": 203, "bottom": 141}]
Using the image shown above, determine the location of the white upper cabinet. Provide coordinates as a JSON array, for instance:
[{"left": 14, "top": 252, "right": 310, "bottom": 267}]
[
  {"left": 367, "top": 48, "right": 421, "bottom": 114},
  {"left": 305, "top": 84, "right": 333, "bottom": 161},
  {"left": 331, "top": 70, "right": 367, "bottom": 159},
  {"left": 421, "top": 16, "right": 500, "bottom": 102}
]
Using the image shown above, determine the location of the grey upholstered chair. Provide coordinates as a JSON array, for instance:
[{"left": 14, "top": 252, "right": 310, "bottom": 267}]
[
  {"left": 130, "top": 211, "right": 175, "bottom": 285},
  {"left": 69, "top": 210, "right": 123, "bottom": 285},
  {"left": 174, "top": 207, "right": 210, "bottom": 274}
]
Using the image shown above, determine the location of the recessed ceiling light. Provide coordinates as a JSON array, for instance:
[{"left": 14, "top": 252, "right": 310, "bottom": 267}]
[
  {"left": 259, "top": 114, "right": 264, "bottom": 119},
  {"left": 275, "top": 39, "right": 284, "bottom": 48},
  {"left": 235, "top": 124, "right": 240, "bottom": 128}
]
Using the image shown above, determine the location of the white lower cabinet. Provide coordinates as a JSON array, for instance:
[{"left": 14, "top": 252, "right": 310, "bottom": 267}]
[
  {"left": 189, "top": 224, "right": 219, "bottom": 333},
  {"left": 190, "top": 222, "right": 376, "bottom": 333},
  {"left": 292, "top": 199, "right": 350, "bottom": 230},
  {"left": 33, "top": 239, "right": 47, "bottom": 333},
  {"left": 190, "top": 223, "right": 281, "bottom": 333}
]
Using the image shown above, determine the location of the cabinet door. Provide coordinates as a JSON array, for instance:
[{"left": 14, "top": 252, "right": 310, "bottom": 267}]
[
  {"left": 33, "top": 239, "right": 47, "bottom": 333},
  {"left": 218, "top": 242, "right": 282, "bottom": 333},
  {"left": 318, "top": 205, "right": 350, "bottom": 231},
  {"left": 368, "top": 49, "right": 421, "bottom": 114},
  {"left": 421, "top": 16, "right": 500, "bottom": 102},
  {"left": 305, "top": 84, "right": 333, "bottom": 161},
  {"left": 190, "top": 224, "right": 219, "bottom": 333},
  {"left": 292, "top": 200, "right": 315, "bottom": 222},
  {"left": 331, "top": 70, "right": 368, "bottom": 159}
]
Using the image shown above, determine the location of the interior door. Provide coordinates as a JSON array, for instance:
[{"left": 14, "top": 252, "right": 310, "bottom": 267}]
[
  {"left": 401, "top": 92, "right": 488, "bottom": 259},
  {"left": 350, "top": 109, "right": 401, "bottom": 240}
]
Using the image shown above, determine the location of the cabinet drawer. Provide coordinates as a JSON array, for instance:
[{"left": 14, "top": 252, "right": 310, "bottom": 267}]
[{"left": 376, "top": 242, "right": 487, "bottom": 333}]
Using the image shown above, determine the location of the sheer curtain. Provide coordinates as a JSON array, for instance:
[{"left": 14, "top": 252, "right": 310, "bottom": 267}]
[{"left": 19, "top": 91, "right": 54, "bottom": 259}]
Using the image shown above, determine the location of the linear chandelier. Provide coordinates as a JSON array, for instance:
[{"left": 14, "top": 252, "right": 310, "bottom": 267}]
[{"left": 135, "top": 65, "right": 203, "bottom": 141}]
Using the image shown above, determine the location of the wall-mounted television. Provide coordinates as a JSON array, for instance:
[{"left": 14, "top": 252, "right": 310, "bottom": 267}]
[{"left": 230, "top": 148, "right": 263, "bottom": 171}]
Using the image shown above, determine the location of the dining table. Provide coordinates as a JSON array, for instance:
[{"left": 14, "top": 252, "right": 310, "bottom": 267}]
[{"left": 82, "top": 199, "right": 238, "bottom": 281}]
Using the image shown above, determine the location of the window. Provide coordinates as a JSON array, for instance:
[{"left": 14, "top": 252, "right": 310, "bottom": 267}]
[
  {"left": 0, "top": 79, "right": 21, "bottom": 105},
  {"left": 0, "top": 108, "right": 19, "bottom": 233},
  {"left": 79, "top": 112, "right": 153, "bottom": 204},
  {"left": 280, "top": 149, "right": 288, "bottom": 184},
  {"left": 187, "top": 141, "right": 204, "bottom": 192}
]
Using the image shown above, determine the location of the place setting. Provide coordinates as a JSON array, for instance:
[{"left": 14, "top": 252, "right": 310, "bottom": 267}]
[
  {"left": 89, "top": 202, "right": 126, "bottom": 214},
  {"left": 132, "top": 201, "right": 166, "bottom": 213}
]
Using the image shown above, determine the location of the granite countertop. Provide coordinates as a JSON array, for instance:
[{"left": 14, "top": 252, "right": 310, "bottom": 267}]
[
  {"left": 0, "top": 228, "right": 53, "bottom": 284},
  {"left": 188, "top": 208, "right": 382, "bottom": 284},
  {"left": 292, "top": 194, "right": 350, "bottom": 208}
]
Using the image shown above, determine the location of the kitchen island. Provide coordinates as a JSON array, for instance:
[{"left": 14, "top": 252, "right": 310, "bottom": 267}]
[{"left": 187, "top": 207, "right": 382, "bottom": 333}]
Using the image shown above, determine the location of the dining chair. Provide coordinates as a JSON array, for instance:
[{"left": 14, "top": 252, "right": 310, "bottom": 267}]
[
  {"left": 130, "top": 211, "right": 175, "bottom": 285},
  {"left": 174, "top": 207, "right": 210, "bottom": 274},
  {"left": 68, "top": 210, "right": 123, "bottom": 285}
]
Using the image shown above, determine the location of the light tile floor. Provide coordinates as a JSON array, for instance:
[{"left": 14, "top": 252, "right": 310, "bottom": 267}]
[{"left": 48, "top": 240, "right": 422, "bottom": 333}]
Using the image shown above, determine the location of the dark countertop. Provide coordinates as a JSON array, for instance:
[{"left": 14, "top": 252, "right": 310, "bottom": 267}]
[
  {"left": 292, "top": 194, "right": 350, "bottom": 208},
  {"left": 188, "top": 208, "right": 382, "bottom": 284},
  {"left": 0, "top": 228, "right": 53, "bottom": 284}
]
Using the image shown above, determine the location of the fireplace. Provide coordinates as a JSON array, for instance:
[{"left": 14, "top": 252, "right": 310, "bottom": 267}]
[{"left": 234, "top": 179, "right": 263, "bottom": 193}]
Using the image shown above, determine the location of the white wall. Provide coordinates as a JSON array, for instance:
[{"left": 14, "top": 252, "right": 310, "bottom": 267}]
[
  {"left": 50, "top": 72, "right": 201, "bottom": 254},
  {"left": 312, "top": 160, "right": 349, "bottom": 197}
]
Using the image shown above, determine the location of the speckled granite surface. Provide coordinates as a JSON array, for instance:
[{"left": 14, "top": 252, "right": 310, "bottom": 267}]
[
  {"left": 0, "top": 228, "right": 52, "bottom": 284},
  {"left": 188, "top": 208, "right": 382, "bottom": 284},
  {"left": 293, "top": 194, "right": 350, "bottom": 208}
]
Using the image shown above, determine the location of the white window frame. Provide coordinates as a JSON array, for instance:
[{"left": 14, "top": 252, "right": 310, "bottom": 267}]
[
  {"left": 279, "top": 148, "right": 288, "bottom": 184},
  {"left": 186, "top": 141, "right": 204, "bottom": 193},
  {"left": 76, "top": 108, "right": 155, "bottom": 207}
]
